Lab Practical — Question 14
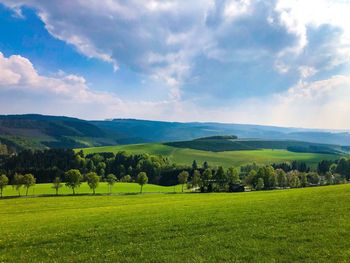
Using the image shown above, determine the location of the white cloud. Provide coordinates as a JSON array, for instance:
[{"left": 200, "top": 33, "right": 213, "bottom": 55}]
[
  {"left": 0, "top": 52, "right": 196, "bottom": 120},
  {"left": 215, "top": 75, "right": 350, "bottom": 129},
  {"left": 274, "top": 0, "right": 350, "bottom": 72},
  {"left": 1, "top": 1, "right": 350, "bottom": 128},
  {"left": 298, "top": 66, "right": 317, "bottom": 79},
  {"left": 223, "top": 0, "right": 252, "bottom": 22},
  {"left": 2, "top": 0, "right": 350, "bottom": 98},
  {"left": 1, "top": 52, "right": 350, "bottom": 128}
]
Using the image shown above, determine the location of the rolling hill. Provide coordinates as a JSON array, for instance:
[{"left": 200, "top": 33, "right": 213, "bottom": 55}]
[
  {"left": 165, "top": 136, "right": 348, "bottom": 154},
  {"left": 78, "top": 143, "right": 339, "bottom": 168},
  {"left": 1, "top": 114, "right": 350, "bottom": 152}
]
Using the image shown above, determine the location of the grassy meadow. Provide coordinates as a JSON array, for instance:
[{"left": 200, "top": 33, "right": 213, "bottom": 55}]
[
  {"left": 1, "top": 182, "right": 184, "bottom": 197},
  {"left": 78, "top": 143, "right": 338, "bottom": 168},
  {"left": 1, "top": 184, "right": 350, "bottom": 262}
]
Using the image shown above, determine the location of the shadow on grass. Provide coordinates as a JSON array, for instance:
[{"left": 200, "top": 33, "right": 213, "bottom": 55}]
[{"left": 0, "top": 191, "right": 195, "bottom": 200}]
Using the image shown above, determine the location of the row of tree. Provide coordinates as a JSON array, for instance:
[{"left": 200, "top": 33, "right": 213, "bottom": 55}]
[
  {"left": 1, "top": 163, "right": 348, "bottom": 197},
  {"left": 0, "top": 170, "right": 150, "bottom": 197},
  {"left": 179, "top": 165, "right": 347, "bottom": 193},
  {"left": 1, "top": 148, "right": 349, "bottom": 196},
  {"left": 0, "top": 149, "right": 184, "bottom": 185}
]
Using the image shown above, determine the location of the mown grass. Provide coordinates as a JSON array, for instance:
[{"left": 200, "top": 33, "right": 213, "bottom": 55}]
[
  {"left": 1, "top": 182, "right": 184, "bottom": 197},
  {"left": 1, "top": 185, "right": 350, "bottom": 262},
  {"left": 78, "top": 143, "right": 338, "bottom": 168}
]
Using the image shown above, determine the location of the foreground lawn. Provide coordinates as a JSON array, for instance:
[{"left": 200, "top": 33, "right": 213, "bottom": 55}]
[
  {"left": 1, "top": 182, "right": 183, "bottom": 197},
  {"left": 1, "top": 185, "right": 350, "bottom": 262},
  {"left": 79, "top": 143, "right": 337, "bottom": 168}
]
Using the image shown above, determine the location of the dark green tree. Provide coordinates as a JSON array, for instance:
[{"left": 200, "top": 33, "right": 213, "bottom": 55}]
[
  {"left": 214, "top": 166, "right": 227, "bottom": 190},
  {"left": 192, "top": 160, "right": 198, "bottom": 170},
  {"left": 336, "top": 158, "right": 350, "bottom": 179},
  {"left": 299, "top": 173, "right": 308, "bottom": 187},
  {"left": 203, "top": 161, "right": 209, "bottom": 170},
  {"left": 307, "top": 172, "right": 320, "bottom": 185},
  {"left": 201, "top": 168, "right": 213, "bottom": 192}
]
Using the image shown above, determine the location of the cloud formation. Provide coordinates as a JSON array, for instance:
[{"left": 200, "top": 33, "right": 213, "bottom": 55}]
[
  {"left": 0, "top": 1, "right": 350, "bottom": 128},
  {"left": 3, "top": 0, "right": 349, "bottom": 97},
  {"left": 1, "top": 51, "right": 350, "bottom": 129}
]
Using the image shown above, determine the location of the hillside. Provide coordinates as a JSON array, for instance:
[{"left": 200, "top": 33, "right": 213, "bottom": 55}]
[
  {"left": 1, "top": 114, "right": 350, "bottom": 152},
  {"left": 165, "top": 137, "right": 347, "bottom": 154},
  {"left": 79, "top": 143, "right": 338, "bottom": 168},
  {"left": 0, "top": 114, "right": 115, "bottom": 151}
]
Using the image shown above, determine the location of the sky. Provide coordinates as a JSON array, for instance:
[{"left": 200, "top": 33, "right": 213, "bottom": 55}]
[{"left": 0, "top": 0, "right": 350, "bottom": 129}]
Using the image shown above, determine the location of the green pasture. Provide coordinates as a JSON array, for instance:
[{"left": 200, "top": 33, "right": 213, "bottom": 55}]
[
  {"left": 78, "top": 143, "right": 338, "bottom": 168},
  {"left": 1, "top": 185, "right": 350, "bottom": 262}
]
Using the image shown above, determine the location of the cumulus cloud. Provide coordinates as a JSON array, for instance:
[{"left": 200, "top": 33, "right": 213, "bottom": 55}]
[
  {"left": 0, "top": 52, "right": 202, "bottom": 120},
  {"left": 1, "top": 52, "right": 350, "bottom": 128},
  {"left": 1, "top": 1, "right": 350, "bottom": 128},
  {"left": 4, "top": 0, "right": 347, "bottom": 98}
]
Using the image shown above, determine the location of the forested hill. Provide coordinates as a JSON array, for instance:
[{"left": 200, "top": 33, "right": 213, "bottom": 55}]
[
  {"left": 0, "top": 114, "right": 350, "bottom": 152},
  {"left": 165, "top": 137, "right": 348, "bottom": 154}
]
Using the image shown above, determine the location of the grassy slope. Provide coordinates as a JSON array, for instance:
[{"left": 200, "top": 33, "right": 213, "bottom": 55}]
[
  {"left": 1, "top": 185, "right": 350, "bottom": 262},
  {"left": 2, "top": 182, "right": 184, "bottom": 197},
  {"left": 79, "top": 143, "right": 338, "bottom": 168}
]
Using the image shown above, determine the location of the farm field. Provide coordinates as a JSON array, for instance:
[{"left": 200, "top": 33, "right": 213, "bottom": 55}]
[
  {"left": 79, "top": 143, "right": 338, "bottom": 168},
  {"left": 1, "top": 184, "right": 350, "bottom": 262},
  {"left": 1, "top": 182, "right": 184, "bottom": 197}
]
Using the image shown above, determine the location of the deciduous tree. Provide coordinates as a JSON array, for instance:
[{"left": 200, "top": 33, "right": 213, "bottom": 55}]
[
  {"left": 65, "top": 169, "right": 82, "bottom": 195},
  {"left": 178, "top": 171, "right": 189, "bottom": 192},
  {"left": 13, "top": 174, "right": 24, "bottom": 196},
  {"left": 106, "top": 174, "right": 117, "bottom": 194},
  {"left": 52, "top": 177, "right": 63, "bottom": 195},
  {"left": 325, "top": 172, "right": 334, "bottom": 185},
  {"left": 256, "top": 178, "right": 264, "bottom": 190},
  {"left": 86, "top": 172, "right": 100, "bottom": 194},
  {"left": 23, "top": 173, "right": 36, "bottom": 196},
  {"left": 227, "top": 167, "right": 240, "bottom": 185},
  {"left": 137, "top": 172, "right": 148, "bottom": 193},
  {"left": 191, "top": 170, "right": 201, "bottom": 189},
  {"left": 276, "top": 169, "right": 287, "bottom": 188},
  {"left": 0, "top": 174, "right": 9, "bottom": 198}
]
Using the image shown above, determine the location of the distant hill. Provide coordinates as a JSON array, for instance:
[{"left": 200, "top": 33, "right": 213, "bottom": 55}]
[
  {"left": 0, "top": 114, "right": 115, "bottom": 152},
  {"left": 165, "top": 137, "right": 348, "bottom": 154},
  {"left": 194, "top": 135, "right": 238, "bottom": 140},
  {"left": 1, "top": 114, "right": 350, "bottom": 152}
]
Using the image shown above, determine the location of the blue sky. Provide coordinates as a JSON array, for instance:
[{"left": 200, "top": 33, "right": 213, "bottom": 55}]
[{"left": 0, "top": 0, "right": 350, "bottom": 129}]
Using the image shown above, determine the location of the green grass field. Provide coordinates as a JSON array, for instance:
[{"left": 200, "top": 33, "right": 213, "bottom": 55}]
[
  {"left": 1, "top": 182, "right": 184, "bottom": 197},
  {"left": 1, "top": 185, "right": 350, "bottom": 262},
  {"left": 79, "top": 143, "right": 338, "bottom": 168}
]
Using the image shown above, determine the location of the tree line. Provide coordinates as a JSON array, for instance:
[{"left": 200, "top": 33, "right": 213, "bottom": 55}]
[
  {"left": 0, "top": 149, "right": 349, "bottom": 197},
  {"left": 0, "top": 170, "right": 150, "bottom": 197},
  {"left": 177, "top": 159, "right": 348, "bottom": 193},
  {"left": 0, "top": 149, "right": 183, "bottom": 185}
]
